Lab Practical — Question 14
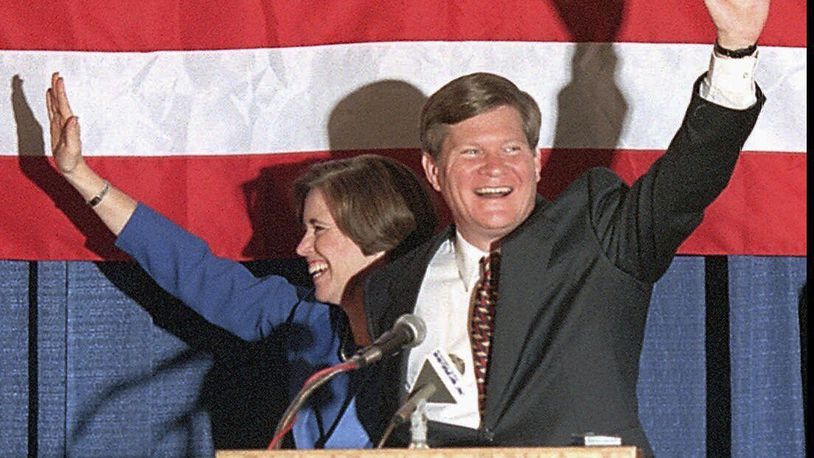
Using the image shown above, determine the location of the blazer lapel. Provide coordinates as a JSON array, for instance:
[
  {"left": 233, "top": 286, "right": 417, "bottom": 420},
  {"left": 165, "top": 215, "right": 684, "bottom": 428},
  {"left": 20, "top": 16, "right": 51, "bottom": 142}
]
[
  {"left": 365, "top": 228, "right": 451, "bottom": 336},
  {"left": 358, "top": 228, "right": 452, "bottom": 444}
]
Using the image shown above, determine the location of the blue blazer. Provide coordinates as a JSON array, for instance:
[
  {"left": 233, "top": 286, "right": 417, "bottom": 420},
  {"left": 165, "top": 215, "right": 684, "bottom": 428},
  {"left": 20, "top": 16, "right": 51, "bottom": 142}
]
[{"left": 116, "top": 204, "right": 371, "bottom": 449}]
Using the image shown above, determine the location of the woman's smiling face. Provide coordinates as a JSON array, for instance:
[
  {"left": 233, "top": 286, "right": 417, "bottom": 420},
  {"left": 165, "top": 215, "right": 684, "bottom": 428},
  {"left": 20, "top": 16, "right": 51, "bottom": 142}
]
[{"left": 295, "top": 188, "right": 384, "bottom": 305}]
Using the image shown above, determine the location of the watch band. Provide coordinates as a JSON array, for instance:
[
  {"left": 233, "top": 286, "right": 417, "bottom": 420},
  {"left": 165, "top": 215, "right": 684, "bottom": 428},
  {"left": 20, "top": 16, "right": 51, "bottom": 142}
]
[{"left": 714, "top": 40, "right": 757, "bottom": 58}]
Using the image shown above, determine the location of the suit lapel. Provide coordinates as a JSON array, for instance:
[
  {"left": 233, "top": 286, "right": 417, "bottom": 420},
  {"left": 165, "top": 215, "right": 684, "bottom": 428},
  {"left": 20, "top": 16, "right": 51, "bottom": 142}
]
[{"left": 485, "top": 199, "right": 555, "bottom": 424}]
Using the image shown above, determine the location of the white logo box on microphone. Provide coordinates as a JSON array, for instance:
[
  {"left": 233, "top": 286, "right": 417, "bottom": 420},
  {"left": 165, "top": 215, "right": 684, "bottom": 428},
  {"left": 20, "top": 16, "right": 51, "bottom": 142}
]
[{"left": 408, "top": 348, "right": 466, "bottom": 404}]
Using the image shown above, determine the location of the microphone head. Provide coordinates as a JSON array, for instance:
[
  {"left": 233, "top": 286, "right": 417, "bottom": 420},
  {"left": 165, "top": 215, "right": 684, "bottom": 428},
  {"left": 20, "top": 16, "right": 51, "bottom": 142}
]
[{"left": 395, "top": 314, "right": 426, "bottom": 348}]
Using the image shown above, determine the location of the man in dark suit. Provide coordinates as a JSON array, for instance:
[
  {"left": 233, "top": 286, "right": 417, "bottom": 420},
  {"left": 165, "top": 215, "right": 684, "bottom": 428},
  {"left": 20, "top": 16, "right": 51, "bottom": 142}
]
[{"left": 359, "top": 0, "right": 769, "bottom": 455}]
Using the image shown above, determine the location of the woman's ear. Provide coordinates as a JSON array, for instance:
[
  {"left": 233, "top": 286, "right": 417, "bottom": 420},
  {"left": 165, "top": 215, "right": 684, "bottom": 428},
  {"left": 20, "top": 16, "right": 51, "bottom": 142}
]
[{"left": 369, "top": 250, "right": 386, "bottom": 263}]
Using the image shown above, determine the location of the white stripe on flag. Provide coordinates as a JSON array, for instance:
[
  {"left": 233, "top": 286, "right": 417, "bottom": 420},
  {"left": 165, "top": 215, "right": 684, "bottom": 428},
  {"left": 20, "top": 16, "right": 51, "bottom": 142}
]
[{"left": 1, "top": 41, "right": 805, "bottom": 156}]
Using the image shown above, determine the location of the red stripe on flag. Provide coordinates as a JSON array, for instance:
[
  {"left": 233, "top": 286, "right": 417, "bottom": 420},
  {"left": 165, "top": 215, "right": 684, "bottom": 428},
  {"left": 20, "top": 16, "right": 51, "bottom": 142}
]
[
  {"left": 0, "top": 1, "right": 805, "bottom": 51},
  {"left": 2, "top": 150, "right": 805, "bottom": 261}
]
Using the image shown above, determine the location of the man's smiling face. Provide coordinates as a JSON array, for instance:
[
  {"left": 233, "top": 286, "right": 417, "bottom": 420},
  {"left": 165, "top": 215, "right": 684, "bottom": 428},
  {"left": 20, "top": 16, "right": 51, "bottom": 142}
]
[{"left": 422, "top": 105, "right": 541, "bottom": 251}]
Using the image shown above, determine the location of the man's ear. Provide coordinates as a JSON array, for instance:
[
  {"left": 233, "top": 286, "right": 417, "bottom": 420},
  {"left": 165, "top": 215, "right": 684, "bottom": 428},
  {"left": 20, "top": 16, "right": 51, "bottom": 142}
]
[
  {"left": 533, "top": 148, "right": 542, "bottom": 183},
  {"left": 421, "top": 152, "right": 442, "bottom": 192}
]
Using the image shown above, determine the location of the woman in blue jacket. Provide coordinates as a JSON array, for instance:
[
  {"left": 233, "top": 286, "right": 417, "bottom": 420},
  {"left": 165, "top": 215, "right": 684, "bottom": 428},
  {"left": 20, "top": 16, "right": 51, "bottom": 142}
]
[{"left": 45, "top": 72, "right": 436, "bottom": 448}]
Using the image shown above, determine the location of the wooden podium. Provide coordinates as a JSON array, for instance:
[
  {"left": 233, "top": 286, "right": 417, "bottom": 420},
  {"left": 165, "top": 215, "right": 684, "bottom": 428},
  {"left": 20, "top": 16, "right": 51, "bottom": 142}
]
[{"left": 217, "top": 447, "right": 641, "bottom": 458}]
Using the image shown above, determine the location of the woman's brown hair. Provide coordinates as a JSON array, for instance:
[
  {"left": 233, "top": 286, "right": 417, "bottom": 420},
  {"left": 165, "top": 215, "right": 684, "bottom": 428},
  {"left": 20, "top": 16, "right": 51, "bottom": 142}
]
[{"left": 293, "top": 154, "right": 436, "bottom": 258}]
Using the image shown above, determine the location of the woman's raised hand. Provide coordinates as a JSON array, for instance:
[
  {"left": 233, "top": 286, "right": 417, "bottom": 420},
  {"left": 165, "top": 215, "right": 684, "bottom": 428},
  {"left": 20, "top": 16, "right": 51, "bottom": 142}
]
[
  {"left": 46, "top": 72, "right": 84, "bottom": 175},
  {"left": 43, "top": 72, "right": 138, "bottom": 235}
]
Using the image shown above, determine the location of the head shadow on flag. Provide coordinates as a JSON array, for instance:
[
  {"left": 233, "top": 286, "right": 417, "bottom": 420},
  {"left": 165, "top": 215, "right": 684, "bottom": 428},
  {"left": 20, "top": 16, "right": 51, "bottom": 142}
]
[{"left": 240, "top": 79, "right": 430, "bottom": 260}]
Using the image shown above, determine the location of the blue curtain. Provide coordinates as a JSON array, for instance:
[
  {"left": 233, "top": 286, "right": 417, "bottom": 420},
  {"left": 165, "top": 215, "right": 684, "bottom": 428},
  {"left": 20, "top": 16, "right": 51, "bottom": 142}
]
[
  {"left": 0, "top": 256, "right": 806, "bottom": 457},
  {"left": 729, "top": 257, "right": 806, "bottom": 457},
  {"left": 0, "top": 261, "right": 29, "bottom": 453},
  {"left": 638, "top": 257, "right": 707, "bottom": 456}
]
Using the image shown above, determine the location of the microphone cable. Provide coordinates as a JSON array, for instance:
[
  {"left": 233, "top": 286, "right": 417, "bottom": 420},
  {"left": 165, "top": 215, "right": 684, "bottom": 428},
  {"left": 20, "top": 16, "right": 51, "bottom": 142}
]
[{"left": 267, "top": 359, "right": 359, "bottom": 449}]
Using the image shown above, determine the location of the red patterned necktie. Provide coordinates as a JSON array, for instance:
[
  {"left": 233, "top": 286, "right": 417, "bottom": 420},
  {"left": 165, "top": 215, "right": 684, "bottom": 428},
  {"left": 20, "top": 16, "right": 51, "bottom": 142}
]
[{"left": 470, "top": 252, "right": 500, "bottom": 416}]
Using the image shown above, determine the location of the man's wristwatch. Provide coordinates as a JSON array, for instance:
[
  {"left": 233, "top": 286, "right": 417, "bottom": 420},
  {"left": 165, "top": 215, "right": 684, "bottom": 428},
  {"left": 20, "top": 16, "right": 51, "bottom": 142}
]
[{"left": 714, "top": 40, "right": 758, "bottom": 58}]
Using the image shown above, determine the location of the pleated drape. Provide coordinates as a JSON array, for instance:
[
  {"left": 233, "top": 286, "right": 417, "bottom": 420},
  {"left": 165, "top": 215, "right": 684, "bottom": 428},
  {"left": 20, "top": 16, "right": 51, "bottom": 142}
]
[{"left": 0, "top": 256, "right": 806, "bottom": 457}]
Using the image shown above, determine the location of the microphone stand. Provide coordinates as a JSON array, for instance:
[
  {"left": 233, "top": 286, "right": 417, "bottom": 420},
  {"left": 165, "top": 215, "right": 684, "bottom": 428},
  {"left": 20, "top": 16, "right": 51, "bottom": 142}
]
[
  {"left": 267, "top": 359, "right": 360, "bottom": 449},
  {"left": 376, "top": 383, "right": 436, "bottom": 448},
  {"left": 268, "top": 313, "right": 426, "bottom": 449}
]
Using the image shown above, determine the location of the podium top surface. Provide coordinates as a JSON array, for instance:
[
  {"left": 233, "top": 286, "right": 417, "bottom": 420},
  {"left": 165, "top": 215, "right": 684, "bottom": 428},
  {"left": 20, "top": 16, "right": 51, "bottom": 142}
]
[{"left": 217, "top": 446, "right": 641, "bottom": 458}]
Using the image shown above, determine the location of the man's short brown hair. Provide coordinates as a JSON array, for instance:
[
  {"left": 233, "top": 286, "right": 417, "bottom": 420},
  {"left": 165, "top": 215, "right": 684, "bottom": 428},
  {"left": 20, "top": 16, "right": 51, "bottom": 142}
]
[
  {"left": 420, "top": 72, "right": 542, "bottom": 159},
  {"left": 294, "top": 154, "right": 436, "bottom": 258}
]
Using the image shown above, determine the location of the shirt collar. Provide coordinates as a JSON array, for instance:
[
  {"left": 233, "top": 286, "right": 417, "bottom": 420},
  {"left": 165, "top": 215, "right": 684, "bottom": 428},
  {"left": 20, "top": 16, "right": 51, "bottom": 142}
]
[{"left": 453, "top": 231, "right": 488, "bottom": 291}]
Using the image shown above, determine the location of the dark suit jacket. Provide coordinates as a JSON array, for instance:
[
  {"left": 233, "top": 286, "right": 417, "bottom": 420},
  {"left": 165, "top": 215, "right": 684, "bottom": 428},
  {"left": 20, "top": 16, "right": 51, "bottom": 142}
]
[{"left": 358, "top": 76, "right": 764, "bottom": 456}]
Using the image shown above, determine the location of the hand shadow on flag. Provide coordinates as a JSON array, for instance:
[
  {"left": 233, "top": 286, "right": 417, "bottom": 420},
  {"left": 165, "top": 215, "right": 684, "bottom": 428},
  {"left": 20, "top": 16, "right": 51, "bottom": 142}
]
[
  {"left": 541, "top": 0, "right": 627, "bottom": 200},
  {"left": 240, "top": 79, "right": 433, "bottom": 260},
  {"left": 11, "top": 74, "right": 119, "bottom": 258}
]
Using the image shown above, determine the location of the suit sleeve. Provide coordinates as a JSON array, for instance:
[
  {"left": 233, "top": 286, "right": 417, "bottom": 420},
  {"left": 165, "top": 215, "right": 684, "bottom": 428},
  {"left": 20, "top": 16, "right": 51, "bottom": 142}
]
[
  {"left": 591, "top": 75, "right": 765, "bottom": 282},
  {"left": 115, "top": 203, "right": 306, "bottom": 341}
]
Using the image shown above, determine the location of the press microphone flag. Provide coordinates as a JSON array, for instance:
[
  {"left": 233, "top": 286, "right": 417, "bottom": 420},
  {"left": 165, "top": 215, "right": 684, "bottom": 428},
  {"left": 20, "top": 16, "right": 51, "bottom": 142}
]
[
  {"left": 411, "top": 349, "right": 465, "bottom": 404},
  {"left": 351, "top": 314, "right": 426, "bottom": 367}
]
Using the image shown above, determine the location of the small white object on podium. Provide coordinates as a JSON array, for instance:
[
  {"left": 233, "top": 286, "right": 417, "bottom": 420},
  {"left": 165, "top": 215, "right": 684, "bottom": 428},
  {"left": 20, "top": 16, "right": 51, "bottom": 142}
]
[{"left": 216, "top": 446, "right": 643, "bottom": 458}]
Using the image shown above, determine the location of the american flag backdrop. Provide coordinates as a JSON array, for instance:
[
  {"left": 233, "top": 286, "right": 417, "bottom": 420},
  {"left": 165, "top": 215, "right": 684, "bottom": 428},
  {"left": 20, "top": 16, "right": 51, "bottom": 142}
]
[
  {"left": 0, "top": 1, "right": 806, "bottom": 260},
  {"left": 0, "top": 3, "right": 807, "bottom": 457}
]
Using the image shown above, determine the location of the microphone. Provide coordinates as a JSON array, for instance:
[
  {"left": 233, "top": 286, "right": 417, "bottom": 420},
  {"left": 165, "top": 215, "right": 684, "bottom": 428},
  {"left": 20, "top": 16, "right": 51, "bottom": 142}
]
[
  {"left": 351, "top": 314, "right": 426, "bottom": 367},
  {"left": 268, "top": 314, "right": 426, "bottom": 449},
  {"left": 375, "top": 349, "right": 464, "bottom": 448}
]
